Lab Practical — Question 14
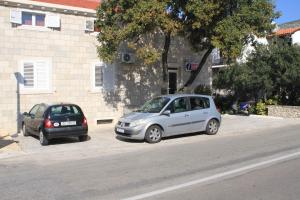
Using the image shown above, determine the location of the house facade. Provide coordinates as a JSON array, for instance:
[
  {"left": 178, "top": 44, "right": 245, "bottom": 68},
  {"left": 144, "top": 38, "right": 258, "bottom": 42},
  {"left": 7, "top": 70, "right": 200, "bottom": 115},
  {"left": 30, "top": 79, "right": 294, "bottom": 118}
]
[
  {"left": 0, "top": 0, "right": 212, "bottom": 135},
  {"left": 272, "top": 19, "right": 300, "bottom": 45}
]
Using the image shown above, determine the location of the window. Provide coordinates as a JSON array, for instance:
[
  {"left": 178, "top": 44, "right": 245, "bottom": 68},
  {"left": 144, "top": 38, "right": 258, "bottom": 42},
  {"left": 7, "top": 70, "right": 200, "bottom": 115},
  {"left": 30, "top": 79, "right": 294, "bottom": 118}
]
[
  {"left": 91, "top": 62, "right": 115, "bottom": 92},
  {"left": 95, "top": 65, "right": 104, "bottom": 87},
  {"left": 190, "top": 97, "right": 210, "bottom": 110},
  {"left": 21, "top": 60, "right": 51, "bottom": 91},
  {"left": 10, "top": 10, "right": 60, "bottom": 29},
  {"left": 22, "top": 12, "right": 45, "bottom": 27},
  {"left": 49, "top": 105, "right": 82, "bottom": 118},
  {"left": 167, "top": 98, "right": 188, "bottom": 113},
  {"left": 138, "top": 97, "right": 170, "bottom": 113},
  {"left": 91, "top": 63, "right": 104, "bottom": 90},
  {"left": 35, "top": 105, "right": 47, "bottom": 118},
  {"left": 29, "top": 105, "right": 40, "bottom": 116}
]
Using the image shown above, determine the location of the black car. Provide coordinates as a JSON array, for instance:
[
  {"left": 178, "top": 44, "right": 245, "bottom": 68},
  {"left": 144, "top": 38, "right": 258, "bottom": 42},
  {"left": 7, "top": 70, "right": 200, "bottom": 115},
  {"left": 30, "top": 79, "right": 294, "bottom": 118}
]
[{"left": 22, "top": 103, "right": 88, "bottom": 145}]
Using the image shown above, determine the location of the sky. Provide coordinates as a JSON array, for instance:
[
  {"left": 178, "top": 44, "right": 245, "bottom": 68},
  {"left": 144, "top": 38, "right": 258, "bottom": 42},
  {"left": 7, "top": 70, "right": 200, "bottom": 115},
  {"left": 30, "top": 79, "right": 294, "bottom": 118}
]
[{"left": 275, "top": 0, "right": 300, "bottom": 24}]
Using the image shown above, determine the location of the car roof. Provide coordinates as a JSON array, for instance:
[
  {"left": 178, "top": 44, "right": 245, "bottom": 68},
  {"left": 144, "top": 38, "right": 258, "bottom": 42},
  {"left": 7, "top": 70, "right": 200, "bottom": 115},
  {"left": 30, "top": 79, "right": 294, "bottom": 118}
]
[
  {"left": 160, "top": 94, "right": 212, "bottom": 100},
  {"left": 37, "top": 102, "right": 80, "bottom": 107}
]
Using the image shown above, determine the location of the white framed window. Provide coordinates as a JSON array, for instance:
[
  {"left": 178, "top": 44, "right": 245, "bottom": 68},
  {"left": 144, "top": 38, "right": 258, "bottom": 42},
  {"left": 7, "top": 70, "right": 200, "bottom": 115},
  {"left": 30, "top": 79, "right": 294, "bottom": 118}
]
[
  {"left": 22, "top": 12, "right": 45, "bottom": 27},
  {"left": 10, "top": 9, "right": 60, "bottom": 29},
  {"left": 90, "top": 62, "right": 115, "bottom": 92},
  {"left": 19, "top": 60, "right": 52, "bottom": 93},
  {"left": 91, "top": 62, "right": 104, "bottom": 91}
]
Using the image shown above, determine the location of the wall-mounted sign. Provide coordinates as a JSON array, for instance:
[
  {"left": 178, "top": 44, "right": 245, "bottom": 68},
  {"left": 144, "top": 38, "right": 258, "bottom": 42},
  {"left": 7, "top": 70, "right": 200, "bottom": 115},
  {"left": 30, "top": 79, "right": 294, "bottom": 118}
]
[{"left": 185, "top": 62, "right": 199, "bottom": 71}]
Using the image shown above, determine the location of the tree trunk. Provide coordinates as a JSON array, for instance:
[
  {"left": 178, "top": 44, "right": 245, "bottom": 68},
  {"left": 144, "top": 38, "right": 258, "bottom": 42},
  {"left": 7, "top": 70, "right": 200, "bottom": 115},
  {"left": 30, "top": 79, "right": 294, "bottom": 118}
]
[
  {"left": 179, "top": 47, "right": 213, "bottom": 91},
  {"left": 161, "top": 32, "right": 171, "bottom": 94}
]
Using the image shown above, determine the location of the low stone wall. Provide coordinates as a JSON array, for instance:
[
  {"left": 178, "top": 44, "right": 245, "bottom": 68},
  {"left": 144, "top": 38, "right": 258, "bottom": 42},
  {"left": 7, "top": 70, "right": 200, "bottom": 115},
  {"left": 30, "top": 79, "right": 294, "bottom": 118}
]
[{"left": 267, "top": 105, "right": 300, "bottom": 118}]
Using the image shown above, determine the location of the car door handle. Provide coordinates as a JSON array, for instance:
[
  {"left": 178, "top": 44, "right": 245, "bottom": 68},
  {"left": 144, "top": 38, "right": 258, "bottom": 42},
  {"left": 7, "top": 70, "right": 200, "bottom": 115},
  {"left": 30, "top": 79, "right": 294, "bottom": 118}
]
[
  {"left": 185, "top": 114, "right": 190, "bottom": 117},
  {"left": 203, "top": 112, "right": 208, "bottom": 114}
]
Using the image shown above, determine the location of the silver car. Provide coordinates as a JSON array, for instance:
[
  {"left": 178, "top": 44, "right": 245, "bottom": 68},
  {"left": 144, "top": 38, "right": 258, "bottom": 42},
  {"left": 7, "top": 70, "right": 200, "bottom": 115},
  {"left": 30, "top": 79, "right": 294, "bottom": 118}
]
[{"left": 115, "top": 94, "right": 221, "bottom": 143}]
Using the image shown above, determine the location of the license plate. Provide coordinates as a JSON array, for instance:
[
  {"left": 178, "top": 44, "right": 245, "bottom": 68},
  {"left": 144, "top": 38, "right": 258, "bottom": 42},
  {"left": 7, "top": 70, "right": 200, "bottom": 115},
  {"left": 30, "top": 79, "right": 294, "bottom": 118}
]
[
  {"left": 61, "top": 121, "right": 76, "bottom": 126},
  {"left": 117, "top": 128, "right": 125, "bottom": 133}
]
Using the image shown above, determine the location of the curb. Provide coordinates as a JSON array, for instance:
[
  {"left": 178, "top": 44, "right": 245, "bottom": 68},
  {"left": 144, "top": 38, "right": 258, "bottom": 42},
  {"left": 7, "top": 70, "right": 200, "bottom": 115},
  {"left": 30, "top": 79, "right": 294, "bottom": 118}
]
[{"left": 249, "top": 115, "right": 284, "bottom": 119}]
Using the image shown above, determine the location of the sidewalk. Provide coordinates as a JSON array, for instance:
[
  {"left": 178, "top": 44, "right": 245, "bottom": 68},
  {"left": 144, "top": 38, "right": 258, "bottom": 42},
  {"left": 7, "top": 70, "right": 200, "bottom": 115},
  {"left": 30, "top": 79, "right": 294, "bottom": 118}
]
[
  {"left": 1, "top": 115, "right": 300, "bottom": 161},
  {"left": 0, "top": 134, "right": 21, "bottom": 154}
]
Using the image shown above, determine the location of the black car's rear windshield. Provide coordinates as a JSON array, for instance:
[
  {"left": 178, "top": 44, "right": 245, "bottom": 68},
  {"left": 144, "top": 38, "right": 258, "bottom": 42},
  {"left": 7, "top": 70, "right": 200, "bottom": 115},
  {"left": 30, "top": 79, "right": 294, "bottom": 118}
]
[{"left": 49, "top": 105, "right": 83, "bottom": 117}]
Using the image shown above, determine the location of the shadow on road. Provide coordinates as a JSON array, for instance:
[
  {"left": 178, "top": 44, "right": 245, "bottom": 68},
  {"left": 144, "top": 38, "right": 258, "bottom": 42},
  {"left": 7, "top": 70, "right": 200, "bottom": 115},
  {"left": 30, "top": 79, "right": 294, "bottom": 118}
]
[
  {"left": 29, "top": 135, "right": 91, "bottom": 146},
  {"left": 115, "top": 132, "right": 207, "bottom": 144},
  {"left": 115, "top": 136, "right": 145, "bottom": 143},
  {"left": 163, "top": 132, "right": 206, "bottom": 141},
  {"left": 0, "top": 137, "right": 15, "bottom": 149}
]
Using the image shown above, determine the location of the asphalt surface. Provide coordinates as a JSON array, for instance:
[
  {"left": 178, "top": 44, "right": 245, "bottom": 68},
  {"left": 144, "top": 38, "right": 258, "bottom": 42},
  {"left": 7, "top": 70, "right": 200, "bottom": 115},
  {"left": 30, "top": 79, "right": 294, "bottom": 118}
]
[{"left": 1, "top": 117, "right": 300, "bottom": 200}]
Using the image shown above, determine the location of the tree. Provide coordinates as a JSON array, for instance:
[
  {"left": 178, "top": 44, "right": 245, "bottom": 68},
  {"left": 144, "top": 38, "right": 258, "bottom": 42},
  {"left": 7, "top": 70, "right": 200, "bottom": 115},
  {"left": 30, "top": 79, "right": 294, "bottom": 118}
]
[
  {"left": 214, "top": 44, "right": 300, "bottom": 105},
  {"left": 96, "top": 0, "right": 182, "bottom": 94},
  {"left": 96, "top": 0, "right": 278, "bottom": 93},
  {"left": 178, "top": 0, "right": 278, "bottom": 90}
]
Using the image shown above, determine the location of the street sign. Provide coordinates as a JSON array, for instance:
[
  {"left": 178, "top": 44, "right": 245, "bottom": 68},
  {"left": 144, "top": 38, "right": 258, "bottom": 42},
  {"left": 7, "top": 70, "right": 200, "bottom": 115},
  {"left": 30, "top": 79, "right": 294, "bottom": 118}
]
[{"left": 185, "top": 62, "right": 199, "bottom": 71}]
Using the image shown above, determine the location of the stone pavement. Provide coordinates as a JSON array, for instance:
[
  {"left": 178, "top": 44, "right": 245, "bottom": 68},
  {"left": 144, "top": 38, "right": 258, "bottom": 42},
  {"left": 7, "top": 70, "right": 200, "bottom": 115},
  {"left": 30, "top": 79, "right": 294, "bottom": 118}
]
[
  {"left": 0, "top": 134, "right": 21, "bottom": 154},
  {"left": 0, "top": 115, "right": 299, "bottom": 161}
]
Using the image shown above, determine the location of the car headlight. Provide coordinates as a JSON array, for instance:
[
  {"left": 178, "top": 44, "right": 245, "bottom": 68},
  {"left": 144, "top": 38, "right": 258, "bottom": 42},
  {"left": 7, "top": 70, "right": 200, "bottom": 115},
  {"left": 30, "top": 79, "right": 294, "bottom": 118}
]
[{"left": 130, "top": 119, "right": 145, "bottom": 127}]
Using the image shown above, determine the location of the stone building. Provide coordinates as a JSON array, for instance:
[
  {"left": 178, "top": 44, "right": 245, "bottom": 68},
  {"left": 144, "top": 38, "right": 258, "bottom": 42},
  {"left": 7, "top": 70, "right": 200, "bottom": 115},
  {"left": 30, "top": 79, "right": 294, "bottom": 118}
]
[{"left": 0, "top": 0, "right": 212, "bottom": 135}]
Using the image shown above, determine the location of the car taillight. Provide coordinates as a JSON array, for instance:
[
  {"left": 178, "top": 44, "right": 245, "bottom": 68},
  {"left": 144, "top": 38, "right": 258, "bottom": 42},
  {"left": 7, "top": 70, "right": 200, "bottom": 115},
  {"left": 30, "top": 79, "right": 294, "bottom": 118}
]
[
  {"left": 44, "top": 118, "right": 53, "bottom": 128},
  {"left": 82, "top": 116, "right": 87, "bottom": 127}
]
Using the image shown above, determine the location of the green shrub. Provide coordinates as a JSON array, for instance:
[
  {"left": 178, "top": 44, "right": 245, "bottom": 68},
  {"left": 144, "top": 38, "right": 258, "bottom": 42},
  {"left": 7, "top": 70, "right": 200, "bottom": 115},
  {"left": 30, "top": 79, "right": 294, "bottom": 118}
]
[
  {"left": 194, "top": 84, "right": 212, "bottom": 95},
  {"left": 256, "top": 101, "right": 267, "bottom": 115},
  {"left": 265, "top": 98, "right": 278, "bottom": 105},
  {"left": 248, "top": 104, "right": 256, "bottom": 114}
]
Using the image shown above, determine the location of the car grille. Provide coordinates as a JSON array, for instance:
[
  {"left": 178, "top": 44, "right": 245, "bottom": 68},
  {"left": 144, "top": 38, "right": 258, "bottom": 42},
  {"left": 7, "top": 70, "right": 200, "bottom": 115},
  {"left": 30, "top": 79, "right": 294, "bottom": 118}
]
[{"left": 117, "top": 121, "right": 130, "bottom": 127}]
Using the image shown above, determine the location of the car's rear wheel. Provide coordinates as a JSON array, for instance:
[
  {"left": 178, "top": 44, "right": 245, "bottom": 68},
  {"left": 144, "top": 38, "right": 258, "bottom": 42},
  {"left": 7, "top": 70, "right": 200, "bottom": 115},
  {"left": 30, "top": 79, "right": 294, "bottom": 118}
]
[
  {"left": 22, "top": 124, "right": 29, "bottom": 137},
  {"left": 79, "top": 135, "right": 88, "bottom": 142},
  {"left": 205, "top": 119, "right": 219, "bottom": 135},
  {"left": 145, "top": 125, "right": 162, "bottom": 143},
  {"left": 39, "top": 130, "right": 48, "bottom": 146}
]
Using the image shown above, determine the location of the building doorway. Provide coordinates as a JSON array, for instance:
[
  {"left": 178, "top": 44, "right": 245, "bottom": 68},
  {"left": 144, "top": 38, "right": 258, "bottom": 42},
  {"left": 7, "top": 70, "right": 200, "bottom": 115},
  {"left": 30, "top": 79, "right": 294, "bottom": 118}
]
[{"left": 168, "top": 71, "right": 177, "bottom": 94}]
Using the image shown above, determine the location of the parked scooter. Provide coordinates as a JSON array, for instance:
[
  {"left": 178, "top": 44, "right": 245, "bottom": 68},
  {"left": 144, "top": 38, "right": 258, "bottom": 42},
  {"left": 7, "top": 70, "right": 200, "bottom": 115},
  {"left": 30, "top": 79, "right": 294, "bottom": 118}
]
[
  {"left": 239, "top": 102, "right": 251, "bottom": 116},
  {"left": 231, "top": 101, "right": 251, "bottom": 115}
]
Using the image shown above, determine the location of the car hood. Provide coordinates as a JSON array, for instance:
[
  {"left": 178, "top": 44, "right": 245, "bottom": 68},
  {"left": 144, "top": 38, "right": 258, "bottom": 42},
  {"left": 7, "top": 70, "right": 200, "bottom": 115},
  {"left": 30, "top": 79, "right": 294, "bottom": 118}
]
[{"left": 120, "top": 112, "right": 158, "bottom": 122}]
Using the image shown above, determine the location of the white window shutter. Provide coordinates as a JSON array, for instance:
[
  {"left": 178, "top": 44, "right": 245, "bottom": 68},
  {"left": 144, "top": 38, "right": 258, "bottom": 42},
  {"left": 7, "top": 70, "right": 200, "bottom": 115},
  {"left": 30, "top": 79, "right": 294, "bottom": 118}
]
[
  {"left": 23, "top": 62, "right": 34, "bottom": 88},
  {"left": 35, "top": 61, "right": 49, "bottom": 90},
  {"left": 10, "top": 10, "right": 22, "bottom": 24},
  {"left": 103, "top": 64, "right": 115, "bottom": 91},
  {"left": 45, "top": 14, "right": 60, "bottom": 28}
]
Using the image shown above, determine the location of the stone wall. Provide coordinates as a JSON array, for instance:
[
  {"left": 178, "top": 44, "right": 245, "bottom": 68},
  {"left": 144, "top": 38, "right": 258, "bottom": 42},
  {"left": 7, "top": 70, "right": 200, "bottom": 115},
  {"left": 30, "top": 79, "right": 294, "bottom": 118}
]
[
  {"left": 0, "top": 5, "right": 123, "bottom": 134},
  {"left": 268, "top": 105, "right": 300, "bottom": 118}
]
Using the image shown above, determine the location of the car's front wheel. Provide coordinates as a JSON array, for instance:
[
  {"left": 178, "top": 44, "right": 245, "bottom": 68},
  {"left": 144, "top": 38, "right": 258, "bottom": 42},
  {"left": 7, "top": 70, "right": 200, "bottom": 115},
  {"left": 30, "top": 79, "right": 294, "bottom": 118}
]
[
  {"left": 22, "top": 124, "right": 29, "bottom": 137},
  {"left": 205, "top": 119, "right": 220, "bottom": 135},
  {"left": 39, "top": 130, "right": 49, "bottom": 146},
  {"left": 145, "top": 125, "right": 162, "bottom": 143}
]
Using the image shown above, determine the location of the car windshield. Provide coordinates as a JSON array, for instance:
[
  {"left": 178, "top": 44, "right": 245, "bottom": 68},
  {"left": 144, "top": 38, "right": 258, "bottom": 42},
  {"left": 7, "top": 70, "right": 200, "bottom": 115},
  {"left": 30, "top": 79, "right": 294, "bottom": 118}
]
[{"left": 136, "top": 97, "right": 170, "bottom": 113}]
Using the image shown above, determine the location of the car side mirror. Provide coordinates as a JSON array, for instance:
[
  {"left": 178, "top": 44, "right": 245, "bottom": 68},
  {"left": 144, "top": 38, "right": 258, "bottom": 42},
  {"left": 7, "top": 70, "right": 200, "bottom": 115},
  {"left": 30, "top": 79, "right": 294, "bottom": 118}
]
[
  {"left": 23, "top": 112, "right": 28, "bottom": 116},
  {"left": 162, "top": 110, "right": 171, "bottom": 116}
]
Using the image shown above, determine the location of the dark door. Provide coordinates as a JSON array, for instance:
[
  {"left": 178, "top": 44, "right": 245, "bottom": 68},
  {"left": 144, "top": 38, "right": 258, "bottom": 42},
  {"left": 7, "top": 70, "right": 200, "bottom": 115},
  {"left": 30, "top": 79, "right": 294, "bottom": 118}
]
[{"left": 168, "top": 72, "right": 177, "bottom": 94}]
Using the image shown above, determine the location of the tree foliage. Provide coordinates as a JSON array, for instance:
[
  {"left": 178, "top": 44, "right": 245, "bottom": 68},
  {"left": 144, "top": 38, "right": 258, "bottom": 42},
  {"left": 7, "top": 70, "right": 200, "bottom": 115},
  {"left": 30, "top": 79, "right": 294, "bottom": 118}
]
[
  {"left": 96, "top": 0, "right": 278, "bottom": 92},
  {"left": 214, "top": 44, "right": 300, "bottom": 105},
  {"left": 179, "top": 0, "right": 279, "bottom": 88},
  {"left": 96, "top": 0, "right": 182, "bottom": 90}
]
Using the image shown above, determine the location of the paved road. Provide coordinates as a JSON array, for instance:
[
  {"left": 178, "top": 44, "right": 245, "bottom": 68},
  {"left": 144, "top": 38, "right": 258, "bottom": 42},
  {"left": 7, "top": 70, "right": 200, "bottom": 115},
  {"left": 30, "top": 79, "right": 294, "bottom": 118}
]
[{"left": 1, "top": 119, "right": 300, "bottom": 200}]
